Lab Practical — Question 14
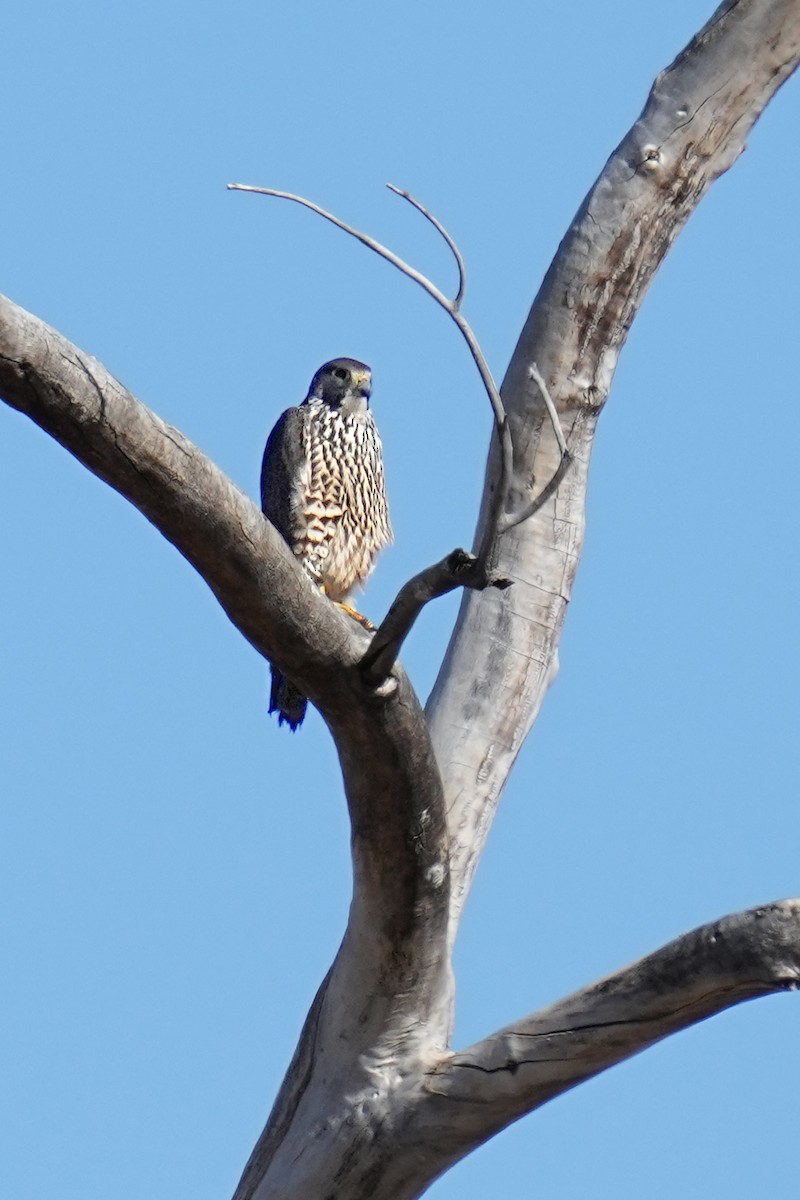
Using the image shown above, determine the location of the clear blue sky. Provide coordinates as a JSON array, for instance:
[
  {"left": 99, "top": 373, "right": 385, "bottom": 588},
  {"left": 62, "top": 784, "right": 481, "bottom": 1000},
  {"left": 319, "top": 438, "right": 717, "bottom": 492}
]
[{"left": 2, "top": 2, "right": 799, "bottom": 1197}]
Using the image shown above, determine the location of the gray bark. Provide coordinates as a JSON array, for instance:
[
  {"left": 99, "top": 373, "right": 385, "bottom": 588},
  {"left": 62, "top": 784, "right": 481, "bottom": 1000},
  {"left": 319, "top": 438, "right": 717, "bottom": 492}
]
[
  {"left": 428, "top": 0, "right": 800, "bottom": 935},
  {"left": 1, "top": 2, "right": 799, "bottom": 1198}
]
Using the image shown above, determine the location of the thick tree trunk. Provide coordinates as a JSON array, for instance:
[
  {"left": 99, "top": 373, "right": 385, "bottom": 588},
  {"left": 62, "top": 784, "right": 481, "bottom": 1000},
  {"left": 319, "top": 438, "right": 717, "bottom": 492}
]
[
  {"left": 428, "top": 0, "right": 800, "bottom": 936},
  {"left": 2, "top": 2, "right": 800, "bottom": 1198}
]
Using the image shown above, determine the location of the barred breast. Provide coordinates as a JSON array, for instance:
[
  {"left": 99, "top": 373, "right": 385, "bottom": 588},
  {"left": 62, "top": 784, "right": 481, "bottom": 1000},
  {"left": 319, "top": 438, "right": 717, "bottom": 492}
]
[{"left": 297, "top": 403, "right": 392, "bottom": 601}]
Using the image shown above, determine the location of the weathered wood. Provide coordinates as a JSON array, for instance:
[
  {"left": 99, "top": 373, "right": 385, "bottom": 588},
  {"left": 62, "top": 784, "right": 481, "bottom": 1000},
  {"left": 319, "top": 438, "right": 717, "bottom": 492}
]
[
  {"left": 243, "top": 900, "right": 800, "bottom": 1199},
  {"left": 415, "top": 900, "right": 800, "bottom": 1177},
  {"left": 361, "top": 549, "right": 510, "bottom": 687},
  {"left": 0, "top": 295, "right": 455, "bottom": 1172},
  {"left": 428, "top": 0, "right": 800, "bottom": 940},
  {"left": 1, "top": 2, "right": 799, "bottom": 1198}
]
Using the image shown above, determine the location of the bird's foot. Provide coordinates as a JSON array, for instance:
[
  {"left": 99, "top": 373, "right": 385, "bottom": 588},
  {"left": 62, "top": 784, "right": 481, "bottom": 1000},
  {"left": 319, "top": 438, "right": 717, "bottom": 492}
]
[{"left": 335, "top": 601, "right": 375, "bottom": 631}]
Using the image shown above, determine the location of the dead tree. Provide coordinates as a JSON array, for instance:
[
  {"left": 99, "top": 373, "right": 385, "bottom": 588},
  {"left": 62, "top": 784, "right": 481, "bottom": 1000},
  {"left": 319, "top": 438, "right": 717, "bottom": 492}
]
[{"left": 2, "top": 2, "right": 800, "bottom": 1197}]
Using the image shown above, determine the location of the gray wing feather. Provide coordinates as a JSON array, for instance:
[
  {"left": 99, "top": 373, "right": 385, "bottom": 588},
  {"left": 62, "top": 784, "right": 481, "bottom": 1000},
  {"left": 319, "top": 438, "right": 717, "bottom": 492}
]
[
  {"left": 260, "top": 407, "right": 307, "bottom": 542},
  {"left": 261, "top": 406, "right": 311, "bottom": 730}
]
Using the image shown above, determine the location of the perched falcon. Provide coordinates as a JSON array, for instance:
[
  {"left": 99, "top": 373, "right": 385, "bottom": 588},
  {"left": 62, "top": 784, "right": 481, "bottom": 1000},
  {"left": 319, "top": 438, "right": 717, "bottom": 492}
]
[{"left": 260, "top": 358, "right": 392, "bottom": 730}]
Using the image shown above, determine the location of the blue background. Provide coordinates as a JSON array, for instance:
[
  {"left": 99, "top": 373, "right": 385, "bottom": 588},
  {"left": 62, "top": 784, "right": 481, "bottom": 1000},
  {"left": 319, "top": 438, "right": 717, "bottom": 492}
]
[{"left": 2, "top": 2, "right": 798, "bottom": 1196}]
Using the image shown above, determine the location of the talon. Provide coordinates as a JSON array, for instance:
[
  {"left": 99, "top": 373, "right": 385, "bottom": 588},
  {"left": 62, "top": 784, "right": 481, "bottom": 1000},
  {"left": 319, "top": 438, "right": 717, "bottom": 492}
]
[{"left": 335, "top": 601, "right": 375, "bottom": 630}]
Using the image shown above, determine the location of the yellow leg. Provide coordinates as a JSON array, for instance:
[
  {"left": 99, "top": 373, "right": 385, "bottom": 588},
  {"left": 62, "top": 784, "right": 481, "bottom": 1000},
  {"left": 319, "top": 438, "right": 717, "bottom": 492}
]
[
  {"left": 335, "top": 601, "right": 375, "bottom": 631},
  {"left": 318, "top": 584, "right": 375, "bottom": 630}
]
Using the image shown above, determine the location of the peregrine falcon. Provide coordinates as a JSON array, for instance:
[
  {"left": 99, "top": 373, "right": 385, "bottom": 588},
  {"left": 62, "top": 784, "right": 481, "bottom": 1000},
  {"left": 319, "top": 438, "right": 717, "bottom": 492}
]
[{"left": 261, "top": 358, "right": 392, "bottom": 730}]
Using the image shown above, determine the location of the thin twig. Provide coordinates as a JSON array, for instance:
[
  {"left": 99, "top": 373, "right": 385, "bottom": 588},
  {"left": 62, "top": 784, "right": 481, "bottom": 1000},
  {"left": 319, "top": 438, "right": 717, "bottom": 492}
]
[
  {"left": 227, "top": 183, "right": 503, "bottom": 431},
  {"left": 496, "top": 364, "right": 573, "bottom": 533},
  {"left": 227, "top": 183, "right": 456, "bottom": 319},
  {"left": 228, "top": 181, "right": 511, "bottom": 566},
  {"left": 528, "top": 363, "right": 568, "bottom": 457},
  {"left": 386, "top": 184, "right": 466, "bottom": 310},
  {"left": 497, "top": 451, "right": 573, "bottom": 534},
  {"left": 229, "top": 186, "right": 575, "bottom": 557}
]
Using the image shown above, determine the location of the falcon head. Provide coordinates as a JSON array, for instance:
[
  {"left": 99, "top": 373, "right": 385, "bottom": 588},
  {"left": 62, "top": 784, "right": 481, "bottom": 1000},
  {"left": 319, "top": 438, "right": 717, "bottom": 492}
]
[{"left": 306, "top": 358, "right": 372, "bottom": 414}]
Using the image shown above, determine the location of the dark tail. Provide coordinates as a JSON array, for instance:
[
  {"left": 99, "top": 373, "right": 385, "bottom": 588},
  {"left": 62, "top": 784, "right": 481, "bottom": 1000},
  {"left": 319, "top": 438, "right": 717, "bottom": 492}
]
[{"left": 269, "top": 665, "right": 307, "bottom": 731}]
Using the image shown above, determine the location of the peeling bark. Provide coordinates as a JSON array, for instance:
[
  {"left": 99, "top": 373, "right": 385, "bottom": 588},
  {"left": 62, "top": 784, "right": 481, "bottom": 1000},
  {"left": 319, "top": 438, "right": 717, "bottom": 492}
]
[{"left": 1, "top": 2, "right": 799, "bottom": 1198}]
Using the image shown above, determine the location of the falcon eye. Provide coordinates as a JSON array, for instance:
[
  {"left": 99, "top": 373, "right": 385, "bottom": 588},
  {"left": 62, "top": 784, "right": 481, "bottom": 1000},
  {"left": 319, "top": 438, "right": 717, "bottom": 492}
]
[{"left": 332, "top": 367, "right": 349, "bottom": 382}]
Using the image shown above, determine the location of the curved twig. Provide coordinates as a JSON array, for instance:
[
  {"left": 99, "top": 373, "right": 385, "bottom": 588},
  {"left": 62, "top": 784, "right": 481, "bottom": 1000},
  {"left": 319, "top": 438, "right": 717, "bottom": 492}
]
[
  {"left": 497, "top": 453, "right": 573, "bottom": 533},
  {"left": 228, "top": 182, "right": 510, "bottom": 559},
  {"left": 226, "top": 182, "right": 502, "bottom": 425},
  {"left": 528, "top": 363, "right": 567, "bottom": 456},
  {"left": 227, "top": 184, "right": 570, "bottom": 563},
  {"left": 496, "top": 364, "right": 573, "bottom": 534},
  {"left": 386, "top": 183, "right": 467, "bottom": 310},
  {"left": 227, "top": 184, "right": 456, "bottom": 317}
]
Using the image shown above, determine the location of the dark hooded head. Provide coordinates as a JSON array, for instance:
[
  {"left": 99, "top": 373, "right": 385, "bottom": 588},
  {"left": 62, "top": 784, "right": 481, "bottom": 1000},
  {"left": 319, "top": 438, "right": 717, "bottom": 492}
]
[{"left": 306, "top": 358, "right": 372, "bottom": 414}]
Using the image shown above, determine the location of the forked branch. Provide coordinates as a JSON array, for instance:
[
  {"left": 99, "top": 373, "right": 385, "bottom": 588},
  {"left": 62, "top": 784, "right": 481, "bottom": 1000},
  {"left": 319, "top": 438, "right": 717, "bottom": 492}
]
[
  {"left": 386, "top": 183, "right": 467, "bottom": 310},
  {"left": 361, "top": 550, "right": 512, "bottom": 687},
  {"left": 358, "top": 366, "right": 571, "bottom": 684},
  {"left": 496, "top": 365, "right": 574, "bottom": 534}
]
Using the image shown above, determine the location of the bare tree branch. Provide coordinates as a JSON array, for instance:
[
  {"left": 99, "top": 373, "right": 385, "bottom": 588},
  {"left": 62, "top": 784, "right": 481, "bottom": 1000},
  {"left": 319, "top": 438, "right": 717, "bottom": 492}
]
[
  {"left": 0, "top": 290, "right": 454, "bottom": 1063},
  {"left": 3, "top": 4, "right": 800, "bottom": 1199},
  {"left": 227, "top": 181, "right": 533, "bottom": 567},
  {"left": 226, "top": 184, "right": 462, "bottom": 321},
  {"left": 413, "top": 900, "right": 800, "bottom": 1176},
  {"left": 361, "top": 550, "right": 512, "bottom": 688},
  {"left": 496, "top": 364, "right": 574, "bottom": 533},
  {"left": 428, "top": 0, "right": 800, "bottom": 947},
  {"left": 386, "top": 183, "right": 467, "bottom": 310},
  {"left": 528, "top": 364, "right": 567, "bottom": 458}
]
